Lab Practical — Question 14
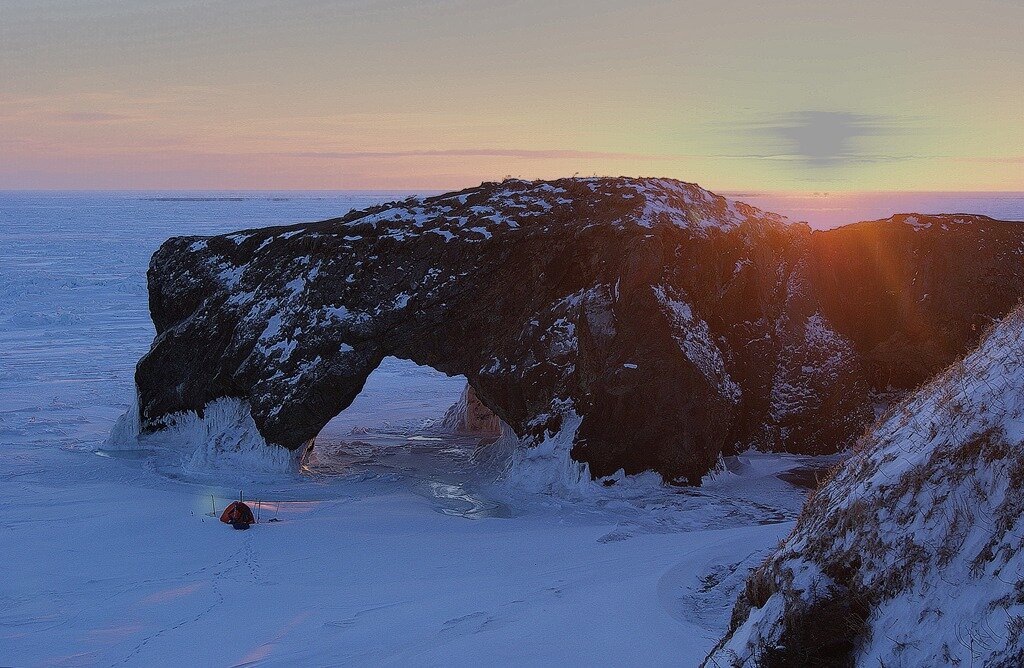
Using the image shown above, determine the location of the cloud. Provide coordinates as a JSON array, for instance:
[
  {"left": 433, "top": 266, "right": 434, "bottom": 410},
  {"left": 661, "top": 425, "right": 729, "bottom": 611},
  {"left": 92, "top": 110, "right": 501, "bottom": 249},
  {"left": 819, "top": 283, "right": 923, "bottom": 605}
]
[
  {"left": 266, "top": 148, "right": 678, "bottom": 160},
  {"left": 744, "top": 111, "right": 911, "bottom": 168},
  {"left": 949, "top": 155, "right": 1024, "bottom": 164},
  {"left": 55, "top": 111, "right": 131, "bottom": 123}
]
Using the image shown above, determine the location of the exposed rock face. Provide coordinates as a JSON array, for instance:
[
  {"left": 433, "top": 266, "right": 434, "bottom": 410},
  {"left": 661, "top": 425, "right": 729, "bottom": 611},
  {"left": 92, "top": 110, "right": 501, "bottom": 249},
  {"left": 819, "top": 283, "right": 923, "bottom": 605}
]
[
  {"left": 705, "top": 305, "right": 1024, "bottom": 667},
  {"left": 810, "top": 213, "right": 1024, "bottom": 390},
  {"left": 748, "top": 212, "right": 1024, "bottom": 455},
  {"left": 131, "top": 177, "right": 1024, "bottom": 482},
  {"left": 442, "top": 385, "right": 502, "bottom": 437}
]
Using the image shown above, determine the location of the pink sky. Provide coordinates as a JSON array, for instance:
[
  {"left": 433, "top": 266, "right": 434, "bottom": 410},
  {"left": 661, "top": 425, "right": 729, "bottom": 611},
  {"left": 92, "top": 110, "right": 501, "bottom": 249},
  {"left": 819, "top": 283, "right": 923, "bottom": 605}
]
[{"left": 3, "top": 1, "right": 1022, "bottom": 191}]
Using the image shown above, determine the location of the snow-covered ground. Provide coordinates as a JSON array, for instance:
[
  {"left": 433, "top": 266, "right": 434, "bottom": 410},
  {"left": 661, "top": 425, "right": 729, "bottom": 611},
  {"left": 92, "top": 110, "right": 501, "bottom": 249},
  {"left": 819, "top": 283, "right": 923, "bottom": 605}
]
[{"left": 3, "top": 191, "right": 1014, "bottom": 666}]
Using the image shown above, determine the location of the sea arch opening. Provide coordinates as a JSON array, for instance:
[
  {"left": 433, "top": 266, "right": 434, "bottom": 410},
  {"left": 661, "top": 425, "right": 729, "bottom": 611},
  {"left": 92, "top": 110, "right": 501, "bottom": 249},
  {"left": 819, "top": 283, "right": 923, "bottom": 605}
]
[
  {"left": 301, "top": 356, "right": 513, "bottom": 517},
  {"left": 316, "top": 356, "right": 466, "bottom": 444},
  {"left": 301, "top": 360, "right": 509, "bottom": 489}
]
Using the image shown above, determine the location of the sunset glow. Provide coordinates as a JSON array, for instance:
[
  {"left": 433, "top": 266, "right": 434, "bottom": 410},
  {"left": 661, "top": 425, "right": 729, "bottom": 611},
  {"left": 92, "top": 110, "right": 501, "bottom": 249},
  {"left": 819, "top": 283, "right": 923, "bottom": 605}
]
[{"left": 3, "top": 0, "right": 1022, "bottom": 191}]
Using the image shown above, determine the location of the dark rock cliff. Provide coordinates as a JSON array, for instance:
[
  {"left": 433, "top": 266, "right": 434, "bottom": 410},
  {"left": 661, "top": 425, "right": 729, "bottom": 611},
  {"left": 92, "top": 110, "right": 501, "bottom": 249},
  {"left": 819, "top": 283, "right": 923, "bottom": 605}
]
[{"left": 130, "top": 177, "right": 1024, "bottom": 482}]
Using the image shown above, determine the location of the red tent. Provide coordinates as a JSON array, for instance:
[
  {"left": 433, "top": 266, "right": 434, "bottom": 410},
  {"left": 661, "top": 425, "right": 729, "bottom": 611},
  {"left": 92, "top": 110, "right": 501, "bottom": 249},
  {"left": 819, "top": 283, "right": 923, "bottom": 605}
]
[{"left": 220, "top": 501, "right": 255, "bottom": 526}]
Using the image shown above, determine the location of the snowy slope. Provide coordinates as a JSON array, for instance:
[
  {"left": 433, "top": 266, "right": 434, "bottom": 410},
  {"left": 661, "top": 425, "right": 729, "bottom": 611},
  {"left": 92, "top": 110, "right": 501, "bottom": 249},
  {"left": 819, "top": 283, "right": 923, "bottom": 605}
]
[{"left": 707, "top": 305, "right": 1024, "bottom": 667}]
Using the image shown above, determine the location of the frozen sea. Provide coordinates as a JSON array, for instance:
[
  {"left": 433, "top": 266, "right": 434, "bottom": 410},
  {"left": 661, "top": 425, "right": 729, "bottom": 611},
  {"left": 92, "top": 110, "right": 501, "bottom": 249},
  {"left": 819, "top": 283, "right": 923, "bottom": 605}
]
[{"left": 1, "top": 190, "right": 1021, "bottom": 666}]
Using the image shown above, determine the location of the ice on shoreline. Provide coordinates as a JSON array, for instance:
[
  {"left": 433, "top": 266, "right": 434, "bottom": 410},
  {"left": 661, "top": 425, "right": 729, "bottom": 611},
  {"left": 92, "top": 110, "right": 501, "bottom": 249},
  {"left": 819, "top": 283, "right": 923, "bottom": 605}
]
[{"left": 106, "top": 396, "right": 303, "bottom": 475}]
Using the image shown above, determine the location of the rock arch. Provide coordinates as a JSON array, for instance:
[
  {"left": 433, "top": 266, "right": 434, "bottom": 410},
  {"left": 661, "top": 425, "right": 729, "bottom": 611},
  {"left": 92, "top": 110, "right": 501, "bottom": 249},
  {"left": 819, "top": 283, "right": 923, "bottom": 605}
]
[{"left": 127, "top": 178, "right": 1024, "bottom": 483}]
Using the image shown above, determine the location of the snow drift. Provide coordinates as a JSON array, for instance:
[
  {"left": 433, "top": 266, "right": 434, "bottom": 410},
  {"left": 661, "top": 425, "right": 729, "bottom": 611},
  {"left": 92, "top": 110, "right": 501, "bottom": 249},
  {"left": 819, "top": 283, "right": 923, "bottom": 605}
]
[{"left": 706, "top": 304, "right": 1024, "bottom": 667}]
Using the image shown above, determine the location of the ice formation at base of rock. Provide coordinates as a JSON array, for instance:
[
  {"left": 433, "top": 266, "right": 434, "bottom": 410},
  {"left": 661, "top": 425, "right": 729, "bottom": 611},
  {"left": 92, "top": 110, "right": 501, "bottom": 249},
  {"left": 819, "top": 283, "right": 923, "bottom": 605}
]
[{"left": 106, "top": 397, "right": 301, "bottom": 475}]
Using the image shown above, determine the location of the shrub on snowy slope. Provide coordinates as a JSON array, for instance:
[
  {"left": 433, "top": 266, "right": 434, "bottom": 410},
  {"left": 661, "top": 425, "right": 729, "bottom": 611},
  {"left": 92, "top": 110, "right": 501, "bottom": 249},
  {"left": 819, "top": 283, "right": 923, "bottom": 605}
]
[{"left": 705, "top": 304, "right": 1024, "bottom": 667}]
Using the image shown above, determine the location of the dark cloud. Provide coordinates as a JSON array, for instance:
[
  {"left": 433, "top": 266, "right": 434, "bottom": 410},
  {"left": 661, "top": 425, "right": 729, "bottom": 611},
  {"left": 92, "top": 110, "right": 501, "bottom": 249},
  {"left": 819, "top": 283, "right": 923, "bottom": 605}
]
[{"left": 748, "top": 111, "right": 909, "bottom": 167}]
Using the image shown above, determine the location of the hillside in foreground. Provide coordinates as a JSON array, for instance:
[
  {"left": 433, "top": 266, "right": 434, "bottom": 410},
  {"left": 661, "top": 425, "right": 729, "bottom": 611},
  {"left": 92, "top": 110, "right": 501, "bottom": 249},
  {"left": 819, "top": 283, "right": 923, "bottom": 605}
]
[{"left": 707, "top": 304, "right": 1024, "bottom": 666}]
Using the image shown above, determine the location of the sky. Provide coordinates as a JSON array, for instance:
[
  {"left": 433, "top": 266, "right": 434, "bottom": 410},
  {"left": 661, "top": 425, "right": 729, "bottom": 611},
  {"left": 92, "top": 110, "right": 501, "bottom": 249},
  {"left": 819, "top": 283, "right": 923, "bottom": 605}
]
[{"left": 1, "top": 0, "right": 1022, "bottom": 191}]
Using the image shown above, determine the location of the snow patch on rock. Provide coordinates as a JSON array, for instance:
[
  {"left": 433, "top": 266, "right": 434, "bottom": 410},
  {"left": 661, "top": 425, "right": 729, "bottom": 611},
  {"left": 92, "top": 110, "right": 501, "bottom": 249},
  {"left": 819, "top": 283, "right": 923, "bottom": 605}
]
[{"left": 654, "top": 284, "right": 741, "bottom": 402}]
